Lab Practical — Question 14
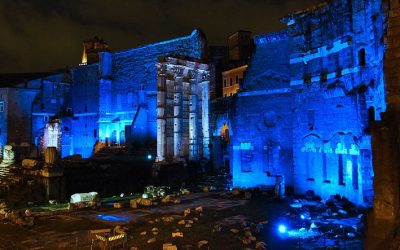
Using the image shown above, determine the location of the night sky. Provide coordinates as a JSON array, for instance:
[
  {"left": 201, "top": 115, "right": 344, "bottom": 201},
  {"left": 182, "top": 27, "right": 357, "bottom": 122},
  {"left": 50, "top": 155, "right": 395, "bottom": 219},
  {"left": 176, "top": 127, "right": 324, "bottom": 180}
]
[{"left": 0, "top": 0, "right": 325, "bottom": 74}]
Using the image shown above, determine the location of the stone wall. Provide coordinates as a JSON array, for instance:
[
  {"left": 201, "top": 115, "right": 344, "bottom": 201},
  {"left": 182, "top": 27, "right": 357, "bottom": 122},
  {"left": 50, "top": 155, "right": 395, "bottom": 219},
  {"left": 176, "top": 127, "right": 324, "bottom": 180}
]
[
  {"left": 70, "top": 65, "right": 99, "bottom": 157},
  {"left": 231, "top": 90, "right": 294, "bottom": 187},
  {"left": 285, "top": 0, "right": 384, "bottom": 205},
  {"left": 22, "top": 29, "right": 206, "bottom": 159},
  {"left": 243, "top": 30, "right": 290, "bottom": 89},
  {"left": 221, "top": 0, "right": 385, "bottom": 206},
  {"left": 96, "top": 30, "right": 206, "bottom": 156},
  {"left": 3, "top": 88, "right": 38, "bottom": 160},
  {"left": 29, "top": 73, "right": 72, "bottom": 158}
]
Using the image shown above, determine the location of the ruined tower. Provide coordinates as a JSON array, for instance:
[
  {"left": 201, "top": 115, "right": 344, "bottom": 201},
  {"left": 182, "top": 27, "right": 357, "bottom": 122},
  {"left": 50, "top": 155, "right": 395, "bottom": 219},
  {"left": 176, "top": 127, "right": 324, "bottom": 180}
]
[{"left": 80, "top": 36, "right": 110, "bottom": 66}]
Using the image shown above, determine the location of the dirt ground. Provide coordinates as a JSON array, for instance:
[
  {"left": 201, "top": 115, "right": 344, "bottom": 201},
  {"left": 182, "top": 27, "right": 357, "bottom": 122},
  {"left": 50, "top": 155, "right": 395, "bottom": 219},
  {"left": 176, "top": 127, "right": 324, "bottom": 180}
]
[{"left": 0, "top": 191, "right": 364, "bottom": 249}]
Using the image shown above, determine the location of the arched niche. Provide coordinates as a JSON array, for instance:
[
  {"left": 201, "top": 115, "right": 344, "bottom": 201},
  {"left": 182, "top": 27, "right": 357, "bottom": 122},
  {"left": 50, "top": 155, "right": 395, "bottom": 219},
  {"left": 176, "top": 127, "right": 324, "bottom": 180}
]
[
  {"left": 329, "top": 132, "right": 359, "bottom": 155},
  {"left": 302, "top": 134, "right": 323, "bottom": 153}
]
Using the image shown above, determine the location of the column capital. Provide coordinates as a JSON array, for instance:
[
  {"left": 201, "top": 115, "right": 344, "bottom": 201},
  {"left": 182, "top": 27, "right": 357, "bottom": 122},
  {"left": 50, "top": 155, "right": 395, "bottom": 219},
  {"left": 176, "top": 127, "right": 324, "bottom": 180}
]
[
  {"left": 171, "top": 66, "right": 184, "bottom": 78},
  {"left": 201, "top": 72, "right": 210, "bottom": 82},
  {"left": 188, "top": 69, "right": 198, "bottom": 80},
  {"left": 157, "top": 64, "right": 167, "bottom": 76}
]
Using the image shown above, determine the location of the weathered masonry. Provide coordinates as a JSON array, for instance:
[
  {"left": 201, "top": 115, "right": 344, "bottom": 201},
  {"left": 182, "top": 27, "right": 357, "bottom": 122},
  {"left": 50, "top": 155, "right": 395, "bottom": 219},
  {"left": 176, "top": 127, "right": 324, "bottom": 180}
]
[{"left": 156, "top": 57, "right": 211, "bottom": 163}]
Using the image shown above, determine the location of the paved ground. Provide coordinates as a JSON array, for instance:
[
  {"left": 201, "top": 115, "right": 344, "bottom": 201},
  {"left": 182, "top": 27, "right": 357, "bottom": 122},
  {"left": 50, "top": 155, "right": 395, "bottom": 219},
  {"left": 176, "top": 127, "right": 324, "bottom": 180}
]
[{"left": 0, "top": 192, "right": 364, "bottom": 249}]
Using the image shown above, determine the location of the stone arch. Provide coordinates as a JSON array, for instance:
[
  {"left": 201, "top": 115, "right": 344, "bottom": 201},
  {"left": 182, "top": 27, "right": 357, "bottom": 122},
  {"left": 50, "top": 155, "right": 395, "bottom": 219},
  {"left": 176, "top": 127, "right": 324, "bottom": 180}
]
[
  {"left": 212, "top": 115, "right": 233, "bottom": 169},
  {"left": 111, "top": 130, "right": 117, "bottom": 144},
  {"left": 213, "top": 114, "right": 233, "bottom": 137},
  {"left": 119, "top": 130, "right": 125, "bottom": 144},
  {"left": 302, "top": 134, "right": 323, "bottom": 153},
  {"left": 328, "top": 132, "right": 359, "bottom": 154},
  {"left": 301, "top": 134, "right": 323, "bottom": 181},
  {"left": 220, "top": 123, "right": 230, "bottom": 143}
]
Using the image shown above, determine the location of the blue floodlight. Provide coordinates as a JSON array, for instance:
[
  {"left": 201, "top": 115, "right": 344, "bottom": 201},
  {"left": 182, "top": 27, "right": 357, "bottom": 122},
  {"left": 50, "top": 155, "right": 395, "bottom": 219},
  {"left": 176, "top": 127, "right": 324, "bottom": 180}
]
[
  {"left": 147, "top": 154, "right": 152, "bottom": 160},
  {"left": 278, "top": 224, "right": 287, "bottom": 234},
  {"left": 96, "top": 214, "right": 129, "bottom": 222}
]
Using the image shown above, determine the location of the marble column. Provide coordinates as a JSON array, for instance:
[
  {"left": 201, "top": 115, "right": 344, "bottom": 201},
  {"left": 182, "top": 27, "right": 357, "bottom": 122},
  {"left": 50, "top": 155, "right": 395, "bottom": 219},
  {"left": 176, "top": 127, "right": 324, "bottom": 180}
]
[
  {"left": 173, "top": 77, "right": 183, "bottom": 158},
  {"left": 201, "top": 79, "right": 210, "bottom": 159},
  {"left": 156, "top": 70, "right": 166, "bottom": 162},
  {"left": 189, "top": 78, "right": 199, "bottom": 161}
]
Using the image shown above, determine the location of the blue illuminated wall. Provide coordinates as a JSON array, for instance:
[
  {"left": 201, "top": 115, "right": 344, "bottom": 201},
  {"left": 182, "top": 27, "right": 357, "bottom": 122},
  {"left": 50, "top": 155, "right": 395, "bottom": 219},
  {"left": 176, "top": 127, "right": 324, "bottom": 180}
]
[
  {"left": 229, "top": 31, "right": 294, "bottom": 188},
  {"left": 0, "top": 88, "right": 38, "bottom": 159},
  {"left": 29, "top": 73, "right": 72, "bottom": 158},
  {"left": 224, "top": 0, "right": 385, "bottom": 206},
  {"left": 96, "top": 29, "right": 206, "bottom": 151},
  {"left": 287, "top": 0, "right": 384, "bottom": 206},
  {"left": 0, "top": 30, "right": 206, "bottom": 159},
  {"left": 39, "top": 29, "right": 206, "bottom": 158}
]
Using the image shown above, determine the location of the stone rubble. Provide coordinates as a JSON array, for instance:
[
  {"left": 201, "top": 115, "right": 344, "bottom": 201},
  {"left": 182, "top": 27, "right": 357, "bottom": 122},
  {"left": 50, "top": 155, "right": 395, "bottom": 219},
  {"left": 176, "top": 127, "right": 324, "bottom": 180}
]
[
  {"left": 147, "top": 237, "right": 156, "bottom": 243},
  {"left": 197, "top": 240, "right": 208, "bottom": 248},
  {"left": 163, "top": 243, "right": 178, "bottom": 250},
  {"left": 172, "top": 231, "right": 183, "bottom": 238}
]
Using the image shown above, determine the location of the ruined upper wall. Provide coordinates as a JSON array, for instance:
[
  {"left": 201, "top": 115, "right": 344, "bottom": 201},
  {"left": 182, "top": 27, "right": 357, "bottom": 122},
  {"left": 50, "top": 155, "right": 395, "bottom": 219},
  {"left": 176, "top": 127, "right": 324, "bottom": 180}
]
[
  {"left": 285, "top": 0, "right": 387, "bottom": 118},
  {"left": 111, "top": 30, "right": 207, "bottom": 93},
  {"left": 70, "top": 64, "right": 99, "bottom": 115},
  {"left": 284, "top": 0, "right": 353, "bottom": 54},
  {"left": 242, "top": 30, "right": 291, "bottom": 90}
]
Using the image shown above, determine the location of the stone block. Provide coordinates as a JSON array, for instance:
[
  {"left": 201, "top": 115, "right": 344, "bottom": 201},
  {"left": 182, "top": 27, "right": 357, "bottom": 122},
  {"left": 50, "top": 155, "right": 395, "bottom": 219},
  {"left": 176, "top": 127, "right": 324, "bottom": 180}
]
[{"left": 22, "top": 159, "right": 39, "bottom": 169}]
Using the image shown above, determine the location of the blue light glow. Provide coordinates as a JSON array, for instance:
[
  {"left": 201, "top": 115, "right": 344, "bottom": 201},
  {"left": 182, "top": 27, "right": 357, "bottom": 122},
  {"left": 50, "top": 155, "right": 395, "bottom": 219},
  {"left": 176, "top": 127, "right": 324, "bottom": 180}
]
[
  {"left": 300, "top": 214, "right": 305, "bottom": 220},
  {"left": 96, "top": 214, "right": 129, "bottom": 222},
  {"left": 278, "top": 224, "right": 287, "bottom": 234},
  {"left": 147, "top": 154, "right": 152, "bottom": 160}
]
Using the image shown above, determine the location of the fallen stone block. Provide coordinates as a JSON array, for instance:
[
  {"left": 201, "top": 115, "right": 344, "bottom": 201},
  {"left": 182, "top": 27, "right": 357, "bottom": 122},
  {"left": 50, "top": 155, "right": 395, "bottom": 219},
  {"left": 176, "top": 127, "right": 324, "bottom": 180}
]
[
  {"left": 180, "top": 188, "right": 190, "bottom": 195},
  {"left": 22, "top": 159, "right": 39, "bottom": 169},
  {"left": 138, "top": 198, "right": 152, "bottom": 206},
  {"left": 130, "top": 199, "right": 137, "bottom": 209},
  {"left": 113, "top": 202, "right": 124, "bottom": 208},
  {"left": 161, "top": 216, "right": 175, "bottom": 223},
  {"left": 198, "top": 240, "right": 208, "bottom": 248},
  {"left": 172, "top": 231, "right": 183, "bottom": 238},
  {"left": 147, "top": 237, "right": 156, "bottom": 243},
  {"left": 184, "top": 208, "right": 191, "bottom": 216},
  {"left": 163, "top": 243, "right": 178, "bottom": 250},
  {"left": 255, "top": 241, "right": 267, "bottom": 250}
]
